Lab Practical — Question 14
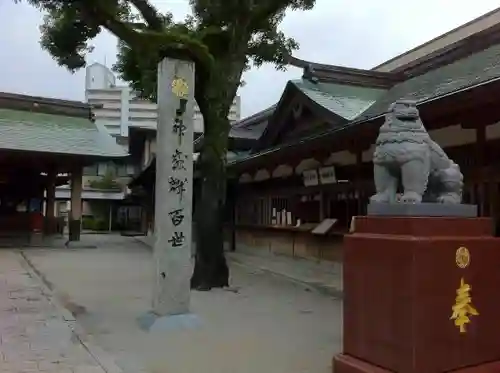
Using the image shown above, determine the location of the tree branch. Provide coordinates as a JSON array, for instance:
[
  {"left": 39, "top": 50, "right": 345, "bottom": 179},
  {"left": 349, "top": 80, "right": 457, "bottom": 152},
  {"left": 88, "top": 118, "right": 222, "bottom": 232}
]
[
  {"left": 129, "top": 0, "right": 165, "bottom": 30},
  {"left": 74, "top": 1, "right": 142, "bottom": 46},
  {"left": 247, "top": 0, "right": 286, "bottom": 31},
  {"left": 247, "top": 0, "right": 315, "bottom": 31}
]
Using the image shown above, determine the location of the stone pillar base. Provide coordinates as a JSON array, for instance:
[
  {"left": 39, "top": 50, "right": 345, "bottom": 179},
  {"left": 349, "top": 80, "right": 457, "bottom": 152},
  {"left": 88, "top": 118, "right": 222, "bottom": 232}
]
[
  {"left": 68, "top": 219, "right": 81, "bottom": 241},
  {"left": 333, "top": 216, "right": 500, "bottom": 373}
]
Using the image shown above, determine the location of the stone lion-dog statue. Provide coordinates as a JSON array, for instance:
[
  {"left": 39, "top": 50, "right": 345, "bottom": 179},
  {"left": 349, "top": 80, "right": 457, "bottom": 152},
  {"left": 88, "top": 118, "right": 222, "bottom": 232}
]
[{"left": 370, "top": 100, "right": 463, "bottom": 204}]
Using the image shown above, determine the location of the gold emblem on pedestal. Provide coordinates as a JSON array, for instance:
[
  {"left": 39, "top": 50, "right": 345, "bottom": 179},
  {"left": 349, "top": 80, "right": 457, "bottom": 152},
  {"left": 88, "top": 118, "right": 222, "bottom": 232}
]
[
  {"left": 455, "top": 246, "right": 470, "bottom": 269},
  {"left": 171, "top": 77, "right": 189, "bottom": 99},
  {"left": 450, "top": 277, "right": 479, "bottom": 333}
]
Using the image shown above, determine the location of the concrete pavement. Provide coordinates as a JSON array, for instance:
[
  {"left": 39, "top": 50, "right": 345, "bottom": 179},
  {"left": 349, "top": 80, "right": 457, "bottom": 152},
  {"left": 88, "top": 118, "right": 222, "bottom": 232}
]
[
  {"left": 0, "top": 250, "right": 115, "bottom": 373},
  {"left": 23, "top": 234, "right": 343, "bottom": 373},
  {"left": 227, "top": 250, "right": 343, "bottom": 298},
  {"left": 135, "top": 235, "right": 344, "bottom": 298}
]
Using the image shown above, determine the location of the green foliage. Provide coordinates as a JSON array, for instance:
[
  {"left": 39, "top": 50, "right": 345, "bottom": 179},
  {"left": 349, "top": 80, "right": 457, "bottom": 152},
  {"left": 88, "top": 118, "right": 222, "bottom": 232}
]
[
  {"left": 88, "top": 170, "right": 121, "bottom": 190},
  {"left": 19, "top": 0, "right": 315, "bottom": 102},
  {"left": 82, "top": 216, "right": 108, "bottom": 231}
]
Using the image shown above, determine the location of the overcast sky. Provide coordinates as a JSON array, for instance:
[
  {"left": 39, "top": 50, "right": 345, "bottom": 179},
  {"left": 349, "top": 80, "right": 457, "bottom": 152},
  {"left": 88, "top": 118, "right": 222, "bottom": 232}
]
[{"left": 1, "top": 0, "right": 500, "bottom": 117}]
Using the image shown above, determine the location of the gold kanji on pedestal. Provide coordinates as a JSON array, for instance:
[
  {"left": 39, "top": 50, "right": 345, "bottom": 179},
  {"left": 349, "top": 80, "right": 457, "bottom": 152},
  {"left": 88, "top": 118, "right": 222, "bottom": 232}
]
[{"left": 450, "top": 277, "right": 479, "bottom": 333}]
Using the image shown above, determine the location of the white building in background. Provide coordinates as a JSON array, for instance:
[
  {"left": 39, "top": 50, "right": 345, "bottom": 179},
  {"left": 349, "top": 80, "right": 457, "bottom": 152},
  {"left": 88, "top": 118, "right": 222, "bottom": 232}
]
[
  {"left": 85, "top": 62, "right": 241, "bottom": 138},
  {"left": 73, "top": 63, "right": 241, "bottom": 228}
]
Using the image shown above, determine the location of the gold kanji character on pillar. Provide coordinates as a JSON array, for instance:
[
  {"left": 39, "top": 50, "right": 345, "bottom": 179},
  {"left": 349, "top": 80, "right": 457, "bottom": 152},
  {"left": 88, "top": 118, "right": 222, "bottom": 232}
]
[
  {"left": 450, "top": 277, "right": 479, "bottom": 333},
  {"left": 171, "top": 77, "right": 189, "bottom": 99}
]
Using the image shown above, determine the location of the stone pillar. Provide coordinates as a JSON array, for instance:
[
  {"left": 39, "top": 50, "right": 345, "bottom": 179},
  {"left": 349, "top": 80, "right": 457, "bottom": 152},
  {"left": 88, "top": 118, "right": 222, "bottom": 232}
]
[
  {"left": 45, "top": 170, "right": 56, "bottom": 235},
  {"left": 152, "top": 58, "right": 195, "bottom": 316},
  {"left": 69, "top": 166, "right": 82, "bottom": 242}
]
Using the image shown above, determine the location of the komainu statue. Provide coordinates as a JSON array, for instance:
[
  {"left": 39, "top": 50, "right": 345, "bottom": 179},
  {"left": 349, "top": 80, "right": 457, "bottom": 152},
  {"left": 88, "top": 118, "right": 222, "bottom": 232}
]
[{"left": 370, "top": 100, "right": 463, "bottom": 204}]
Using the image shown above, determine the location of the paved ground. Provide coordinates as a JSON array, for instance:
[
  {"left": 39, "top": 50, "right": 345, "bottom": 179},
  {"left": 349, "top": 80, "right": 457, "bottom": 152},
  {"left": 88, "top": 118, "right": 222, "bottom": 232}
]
[
  {"left": 228, "top": 251, "right": 342, "bottom": 297},
  {"left": 136, "top": 235, "right": 344, "bottom": 298},
  {"left": 0, "top": 250, "right": 109, "bottom": 373},
  {"left": 23, "top": 235, "right": 343, "bottom": 373}
]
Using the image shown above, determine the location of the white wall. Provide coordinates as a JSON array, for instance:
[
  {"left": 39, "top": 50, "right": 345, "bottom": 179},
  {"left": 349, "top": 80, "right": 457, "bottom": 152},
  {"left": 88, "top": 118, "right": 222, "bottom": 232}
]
[
  {"left": 85, "top": 63, "right": 117, "bottom": 91},
  {"left": 85, "top": 62, "right": 241, "bottom": 138}
]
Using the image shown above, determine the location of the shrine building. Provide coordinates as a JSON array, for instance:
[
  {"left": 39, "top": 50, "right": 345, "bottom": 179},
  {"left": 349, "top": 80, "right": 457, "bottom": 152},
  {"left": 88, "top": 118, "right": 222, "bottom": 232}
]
[
  {"left": 129, "top": 7, "right": 500, "bottom": 263},
  {"left": 0, "top": 92, "right": 127, "bottom": 245}
]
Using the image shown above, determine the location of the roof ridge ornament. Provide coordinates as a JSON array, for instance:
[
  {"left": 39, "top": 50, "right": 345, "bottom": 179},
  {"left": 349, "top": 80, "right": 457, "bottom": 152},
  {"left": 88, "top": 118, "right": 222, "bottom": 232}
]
[{"left": 303, "top": 63, "right": 319, "bottom": 84}]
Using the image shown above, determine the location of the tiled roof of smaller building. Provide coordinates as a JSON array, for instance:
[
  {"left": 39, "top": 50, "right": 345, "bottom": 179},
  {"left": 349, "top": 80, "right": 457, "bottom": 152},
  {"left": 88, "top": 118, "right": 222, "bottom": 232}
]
[
  {"left": 229, "top": 104, "right": 276, "bottom": 139},
  {"left": 0, "top": 108, "right": 127, "bottom": 157}
]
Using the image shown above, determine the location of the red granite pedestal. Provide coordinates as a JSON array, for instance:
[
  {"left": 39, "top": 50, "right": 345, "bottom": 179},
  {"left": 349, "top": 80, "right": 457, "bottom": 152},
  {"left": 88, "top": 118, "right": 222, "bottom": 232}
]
[{"left": 333, "top": 216, "right": 500, "bottom": 373}]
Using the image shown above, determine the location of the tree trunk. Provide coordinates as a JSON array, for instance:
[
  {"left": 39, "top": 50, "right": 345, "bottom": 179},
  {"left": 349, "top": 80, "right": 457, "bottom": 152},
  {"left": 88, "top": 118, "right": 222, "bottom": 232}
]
[
  {"left": 191, "top": 105, "right": 230, "bottom": 291},
  {"left": 190, "top": 55, "right": 246, "bottom": 291}
]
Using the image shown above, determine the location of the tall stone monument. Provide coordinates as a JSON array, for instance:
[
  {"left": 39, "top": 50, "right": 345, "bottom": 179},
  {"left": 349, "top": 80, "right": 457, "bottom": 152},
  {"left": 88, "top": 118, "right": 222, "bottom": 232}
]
[
  {"left": 152, "top": 57, "right": 194, "bottom": 316},
  {"left": 333, "top": 100, "right": 500, "bottom": 373}
]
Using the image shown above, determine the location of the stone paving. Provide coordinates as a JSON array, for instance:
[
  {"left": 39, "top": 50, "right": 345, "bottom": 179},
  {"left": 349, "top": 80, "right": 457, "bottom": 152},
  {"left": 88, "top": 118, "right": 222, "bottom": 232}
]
[
  {"left": 24, "top": 235, "right": 342, "bottom": 373},
  {"left": 136, "top": 235, "right": 343, "bottom": 297},
  {"left": 228, "top": 250, "right": 343, "bottom": 297},
  {"left": 0, "top": 250, "right": 107, "bottom": 373}
]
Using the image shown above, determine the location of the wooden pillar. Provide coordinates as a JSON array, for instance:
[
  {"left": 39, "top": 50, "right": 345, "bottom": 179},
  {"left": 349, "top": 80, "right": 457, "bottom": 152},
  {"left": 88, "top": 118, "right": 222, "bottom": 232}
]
[
  {"left": 476, "top": 125, "right": 487, "bottom": 216},
  {"left": 355, "top": 151, "right": 363, "bottom": 215},
  {"left": 490, "top": 181, "right": 499, "bottom": 236},
  {"left": 108, "top": 203, "right": 113, "bottom": 232},
  {"left": 69, "top": 166, "right": 82, "bottom": 241},
  {"left": 45, "top": 170, "right": 56, "bottom": 235},
  {"left": 319, "top": 192, "right": 325, "bottom": 221}
]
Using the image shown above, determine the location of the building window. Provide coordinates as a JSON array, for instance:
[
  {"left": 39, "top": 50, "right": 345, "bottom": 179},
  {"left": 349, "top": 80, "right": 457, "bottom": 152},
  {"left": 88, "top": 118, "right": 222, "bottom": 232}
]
[
  {"left": 97, "top": 163, "right": 108, "bottom": 176},
  {"left": 83, "top": 164, "right": 98, "bottom": 176},
  {"left": 116, "top": 165, "right": 127, "bottom": 177},
  {"left": 126, "top": 164, "right": 136, "bottom": 176}
]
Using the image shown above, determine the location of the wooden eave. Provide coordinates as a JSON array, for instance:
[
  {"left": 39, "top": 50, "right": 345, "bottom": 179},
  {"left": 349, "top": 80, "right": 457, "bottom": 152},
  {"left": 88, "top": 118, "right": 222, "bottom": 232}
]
[
  {"left": 0, "top": 149, "right": 111, "bottom": 174},
  {"left": 227, "top": 137, "right": 257, "bottom": 152},
  {"left": 194, "top": 105, "right": 274, "bottom": 152},
  {"left": 389, "top": 21, "right": 500, "bottom": 78},
  {"left": 194, "top": 133, "right": 259, "bottom": 153},
  {"left": 252, "top": 81, "right": 348, "bottom": 152},
  {"left": 0, "top": 92, "right": 92, "bottom": 119}
]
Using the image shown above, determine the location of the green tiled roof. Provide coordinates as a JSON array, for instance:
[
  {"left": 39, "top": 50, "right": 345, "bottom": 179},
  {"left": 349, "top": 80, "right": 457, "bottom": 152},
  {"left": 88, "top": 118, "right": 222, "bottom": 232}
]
[
  {"left": 0, "top": 109, "right": 127, "bottom": 157},
  {"left": 292, "top": 79, "right": 387, "bottom": 120},
  {"left": 227, "top": 150, "right": 251, "bottom": 162},
  {"left": 229, "top": 43, "right": 500, "bottom": 167},
  {"left": 357, "top": 43, "right": 500, "bottom": 120}
]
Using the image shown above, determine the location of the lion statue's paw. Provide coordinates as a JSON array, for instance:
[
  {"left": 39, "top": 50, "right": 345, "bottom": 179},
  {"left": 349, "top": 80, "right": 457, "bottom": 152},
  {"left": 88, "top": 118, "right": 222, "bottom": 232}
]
[{"left": 400, "top": 191, "right": 422, "bottom": 204}]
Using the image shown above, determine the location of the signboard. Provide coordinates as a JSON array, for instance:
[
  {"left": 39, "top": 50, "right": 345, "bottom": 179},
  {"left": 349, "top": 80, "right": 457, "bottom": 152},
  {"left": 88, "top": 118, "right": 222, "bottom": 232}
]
[
  {"left": 319, "top": 166, "right": 336, "bottom": 184},
  {"left": 303, "top": 166, "right": 336, "bottom": 186},
  {"left": 312, "top": 218, "right": 338, "bottom": 235},
  {"left": 303, "top": 169, "right": 319, "bottom": 186}
]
